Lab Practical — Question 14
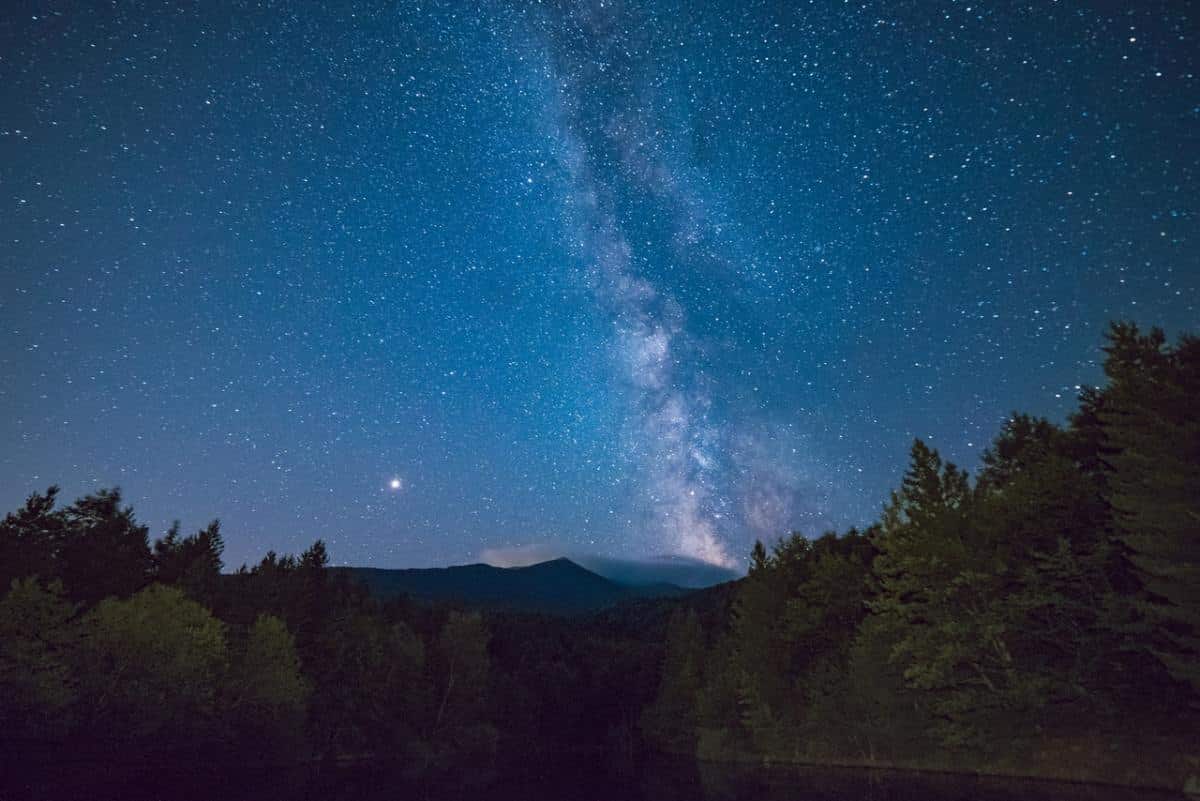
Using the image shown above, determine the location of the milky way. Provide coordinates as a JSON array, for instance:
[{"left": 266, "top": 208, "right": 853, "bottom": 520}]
[
  {"left": 535, "top": 10, "right": 729, "bottom": 565},
  {"left": 0, "top": 1, "right": 1195, "bottom": 569}
]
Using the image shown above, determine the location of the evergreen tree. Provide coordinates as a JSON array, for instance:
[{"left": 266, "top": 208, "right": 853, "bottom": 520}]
[
  {"left": 153, "top": 520, "right": 224, "bottom": 604},
  {"left": 59, "top": 489, "right": 152, "bottom": 606},
  {"left": 726, "top": 544, "right": 789, "bottom": 752},
  {"left": 749, "top": 540, "right": 769, "bottom": 574},
  {"left": 0, "top": 487, "right": 66, "bottom": 590},
  {"left": 0, "top": 578, "right": 77, "bottom": 743},
  {"left": 1100, "top": 323, "right": 1200, "bottom": 693},
  {"left": 975, "top": 414, "right": 1115, "bottom": 713},
  {"left": 641, "top": 608, "right": 705, "bottom": 751},
  {"left": 871, "top": 440, "right": 1027, "bottom": 747}
]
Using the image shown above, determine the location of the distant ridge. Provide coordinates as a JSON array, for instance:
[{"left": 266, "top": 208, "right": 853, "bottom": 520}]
[{"left": 333, "top": 557, "right": 691, "bottom": 614}]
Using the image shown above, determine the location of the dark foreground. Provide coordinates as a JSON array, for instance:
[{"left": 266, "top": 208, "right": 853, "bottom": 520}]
[{"left": 9, "top": 755, "right": 1190, "bottom": 801}]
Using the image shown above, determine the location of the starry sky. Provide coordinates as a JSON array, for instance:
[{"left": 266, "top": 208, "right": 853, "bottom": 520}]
[{"left": 1, "top": 1, "right": 1196, "bottom": 570}]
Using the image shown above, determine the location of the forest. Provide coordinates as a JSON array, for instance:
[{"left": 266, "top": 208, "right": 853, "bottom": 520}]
[
  {"left": 1, "top": 322, "right": 1197, "bottom": 792},
  {"left": 643, "top": 322, "right": 1199, "bottom": 788}
]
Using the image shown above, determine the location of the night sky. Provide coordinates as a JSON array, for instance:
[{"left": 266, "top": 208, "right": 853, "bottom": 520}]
[{"left": 1, "top": 1, "right": 1196, "bottom": 570}]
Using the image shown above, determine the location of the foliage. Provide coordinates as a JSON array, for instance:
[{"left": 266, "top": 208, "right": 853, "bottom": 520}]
[
  {"left": 60, "top": 489, "right": 154, "bottom": 605},
  {"left": 641, "top": 608, "right": 705, "bottom": 751},
  {"left": 1, "top": 321, "right": 1196, "bottom": 788},
  {"left": 74, "top": 584, "right": 228, "bottom": 742},
  {"left": 0, "top": 578, "right": 77, "bottom": 741},
  {"left": 154, "top": 520, "right": 225, "bottom": 605},
  {"left": 1099, "top": 323, "right": 1200, "bottom": 693},
  {"left": 643, "top": 321, "right": 1200, "bottom": 778},
  {"left": 223, "top": 613, "right": 311, "bottom": 753},
  {"left": 431, "top": 612, "right": 491, "bottom": 734},
  {"left": 0, "top": 488, "right": 67, "bottom": 591}
]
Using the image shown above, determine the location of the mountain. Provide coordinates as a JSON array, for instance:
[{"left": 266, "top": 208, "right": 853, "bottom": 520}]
[
  {"left": 333, "top": 558, "right": 692, "bottom": 615},
  {"left": 478, "top": 546, "right": 742, "bottom": 588},
  {"left": 575, "top": 553, "right": 741, "bottom": 588}
]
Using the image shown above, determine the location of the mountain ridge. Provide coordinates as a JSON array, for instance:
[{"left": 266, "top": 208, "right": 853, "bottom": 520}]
[{"left": 332, "top": 557, "right": 692, "bottom": 614}]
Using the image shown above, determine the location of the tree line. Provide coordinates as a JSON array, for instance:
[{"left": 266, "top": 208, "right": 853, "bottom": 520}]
[
  {"left": 2, "top": 321, "right": 1195, "bottom": 790},
  {"left": 643, "top": 322, "right": 1199, "bottom": 787},
  {"left": 0, "top": 487, "right": 673, "bottom": 789},
  {"left": 0, "top": 489, "right": 497, "bottom": 780}
]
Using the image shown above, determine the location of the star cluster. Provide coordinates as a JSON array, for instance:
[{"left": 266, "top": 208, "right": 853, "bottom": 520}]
[{"left": 1, "top": 1, "right": 1195, "bottom": 568}]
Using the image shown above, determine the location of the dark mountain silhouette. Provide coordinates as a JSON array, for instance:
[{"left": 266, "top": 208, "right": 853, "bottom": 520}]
[
  {"left": 334, "top": 557, "right": 692, "bottom": 614},
  {"left": 576, "top": 553, "right": 741, "bottom": 588}
]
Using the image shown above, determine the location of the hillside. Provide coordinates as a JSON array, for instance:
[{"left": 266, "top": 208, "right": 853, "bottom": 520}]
[{"left": 333, "top": 557, "right": 692, "bottom": 614}]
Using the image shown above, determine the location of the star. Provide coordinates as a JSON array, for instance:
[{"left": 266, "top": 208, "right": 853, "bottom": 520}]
[{"left": 0, "top": 0, "right": 1192, "bottom": 571}]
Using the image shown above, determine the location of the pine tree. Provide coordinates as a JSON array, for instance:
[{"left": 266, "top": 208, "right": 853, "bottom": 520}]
[
  {"left": 0, "top": 578, "right": 77, "bottom": 742},
  {"left": 642, "top": 608, "right": 705, "bottom": 752},
  {"left": 1100, "top": 323, "right": 1200, "bottom": 693},
  {"left": 0, "top": 487, "right": 66, "bottom": 589},
  {"left": 871, "top": 440, "right": 1027, "bottom": 747},
  {"left": 59, "top": 489, "right": 152, "bottom": 605},
  {"left": 153, "top": 520, "right": 224, "bottom": 604}
]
